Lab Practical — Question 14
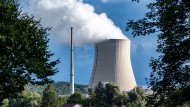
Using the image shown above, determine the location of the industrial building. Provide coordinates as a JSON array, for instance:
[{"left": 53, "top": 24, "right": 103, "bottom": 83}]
[{"left": 88, "top": 39, "right": 137, "bottom": 92}]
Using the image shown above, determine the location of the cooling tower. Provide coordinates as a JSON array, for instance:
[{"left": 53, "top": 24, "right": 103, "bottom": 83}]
[{"left": 88, "top": 39, "right": 137, "bottom": 92}]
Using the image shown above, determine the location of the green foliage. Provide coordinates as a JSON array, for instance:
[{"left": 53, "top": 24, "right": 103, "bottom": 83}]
[
  {"left": 81, "top": 98, "right": 91, "bottom": 107},
  {"left": 28, "top": 82, "right": 88, "bottom": 95},
  {"left": 93, "top": 82, "right": 106, "bottom": 107},
  {"left": 67, "top": 92, "right": 84, "bottom": 104},
  {"left": 126, "top": 91, "right": 146, "bottom": 107},
  {"left": 0, "top": 0, "right": 59, "bottom": 101},
  {"left": 176, "top": 101, "right": 190, "bottom": 107},
  {"left": 53, "top": 82, "right": 70, "bottom": 95},
  {"left": 90, "top": 84, "right": 147, "bottom": 107},
  {"left": 127, "top": 0, "right": 190, "bottom": 106},
  {"left": 0, "top": 99, "right": 9, "bottom": 107},
  {"left": 54, "top": 82, "right": 88, "bottom": 95},
  {"left": 28, "top": 83, "right": 47, "bottom": 95},
  {"left": 105, "top": 83, "right": 120, "bottom": 106},
  {"left": 41, "top": 85, "right": 58, "bottom": 107},
  {"left": 74, "top": 83, "right": 88, "bottom": 93},
  {"left": 57, "top": 96, "right": 67, "bottom": 107},
  {"left": 8, "top": 86, "right": 41, "bottom": 107},
  {"left": 115, "top": 94, "right": 128, "bottom": 107},
  {"left": 88, "top": 90, "right": 96, "bottom": 106},
  {"left": 90, "top": 82, "right": 121, "bottom": 107},
  {"left": 119, "top": 87, "right": 146, "bottom": 107}
]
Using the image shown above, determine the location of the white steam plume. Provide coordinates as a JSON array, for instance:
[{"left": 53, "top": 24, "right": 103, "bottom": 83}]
[{"left": 23, "top": 0, "right": 127, "bottom": 45}]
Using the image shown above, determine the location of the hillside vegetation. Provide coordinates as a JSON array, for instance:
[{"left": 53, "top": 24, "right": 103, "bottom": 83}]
[{"left": 29, "top": 82, "right": 88, "bottom": 95}]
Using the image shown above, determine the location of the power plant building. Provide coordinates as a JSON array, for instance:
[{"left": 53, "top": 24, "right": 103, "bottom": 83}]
[{"left": 88, "top": 39, "right": 137, "bottom": 92}]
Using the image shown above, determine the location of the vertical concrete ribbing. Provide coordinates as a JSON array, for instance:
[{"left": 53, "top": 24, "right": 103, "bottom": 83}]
[{"left": 88, "top": 39, "right": 137, "bottom": 92}]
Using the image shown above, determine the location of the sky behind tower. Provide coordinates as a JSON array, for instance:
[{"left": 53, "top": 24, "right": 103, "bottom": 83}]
[{"left": 22, "top": 0, "right": 158, "bottom": 88}]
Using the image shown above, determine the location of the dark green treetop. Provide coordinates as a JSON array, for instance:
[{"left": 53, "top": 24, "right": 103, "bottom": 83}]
[
  {"left": 41, "top": 85, "right": 58, "bottom": 107},
  {"left": 67, "top": 91, "right": 84, "bottom": 104},
  {"left": 94, "top": 82, "right": 106, "bottom": 107},
  {"left": 105, "top": 82, "right": 120, "bottom": 106}
]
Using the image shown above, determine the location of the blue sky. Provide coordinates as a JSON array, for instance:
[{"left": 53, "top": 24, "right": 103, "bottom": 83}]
[{"left": 23, "top": 0, "right": 158, "bottom": 87}]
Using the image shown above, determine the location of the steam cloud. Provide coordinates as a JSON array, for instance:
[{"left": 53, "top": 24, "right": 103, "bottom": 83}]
[{"left": 23, "top": 0, "right": 127, "bottom": 45}]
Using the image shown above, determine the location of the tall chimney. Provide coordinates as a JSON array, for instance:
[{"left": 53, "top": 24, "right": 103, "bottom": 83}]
[{"left": 70, "top": 27, "right": 74, "bottom": 95}]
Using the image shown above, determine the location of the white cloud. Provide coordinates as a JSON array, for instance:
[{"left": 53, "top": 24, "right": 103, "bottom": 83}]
[{"left": 22, "top": 0, "right": 127, "bottom": 45}]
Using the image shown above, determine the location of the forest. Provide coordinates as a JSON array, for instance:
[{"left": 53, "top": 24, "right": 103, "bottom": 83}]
[{"left": 29, "top": 82, "right": 88, "bottom": 95}]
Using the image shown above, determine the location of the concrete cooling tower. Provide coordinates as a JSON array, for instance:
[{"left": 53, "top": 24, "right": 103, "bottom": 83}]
[{"left": 88, "top": 39, "right": 137, "bottom": 92}]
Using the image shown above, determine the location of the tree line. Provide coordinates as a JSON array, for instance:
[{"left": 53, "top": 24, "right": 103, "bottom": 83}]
[
  {"left": 67, "top": 82, "right": 190, "bottom": 107},
  {"left": 28, "top": 82, "right": 88, "bottom": 95},
  {"left": 1, "top": 82, "right": 189, "bottom": 107},
  {"left": 0, "top": 82, "right": 151, "bottom": 107}
]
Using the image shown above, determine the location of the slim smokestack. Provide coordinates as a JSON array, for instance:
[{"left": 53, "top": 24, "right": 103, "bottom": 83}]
[{"left": 70, "top": 27, "right": 74, "bottom": 95}]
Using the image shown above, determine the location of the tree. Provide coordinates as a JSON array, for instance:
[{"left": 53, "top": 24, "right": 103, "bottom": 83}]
[
  {"left": 93, "top": 82, "right": 106, "bottom": 107},
  {"left": 126, "top": 87, "right": 146, "bottom": 107},
  {"left": 115, "top": 94, "right": 128, "bottom": 107},
  {"left": 57, "top": 96, "right": 67, "bottom": 107},
  {"left": 41, "top": 85, "right": 58, "bottom": 107},
  {"left": 105, "top": 83, "right": 120, "bottom": 107},
  {"left": 81, "top": 98, "right": 91, "bottom": 107},
  {"left": 0, "top": 0, "right": 59, "bottom": 102},
  {"left": 67, "top": 92, "right": 83, "bottom": 104},
  {"left": 88, "top": 90, "right": 96, "bottom": 106},
  {"left": 91, "top": 82, "right": 120, "bottom": 107},
  {"left": 8, "top": 86, "right": 41, "bottom": 107},
  {"left": 0, "top": 99, "right": 9, "bottom": 107},
  {"left": 127, "top": 0, "right": 190, "bottom": 106}
]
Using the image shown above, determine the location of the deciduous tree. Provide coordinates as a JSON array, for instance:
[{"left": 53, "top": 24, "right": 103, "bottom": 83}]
[
  {"left": 8, "top": 86, "right": 41, "bottom": 107},
  {"left": 0, "top": 0, "right": 59, "bottom": 101},
  {"left": 127, "top": 0, "right": 190, "bottom": 106},
  {"left": 67, "top": 91, "right": 83, "bottom": 104},
  {"left": 57, "top": 96, "right": 67, "bottom": 107},
  {"left": 126, "top": 87, "right": 146, "bottom": 107},
  {"left": 41, "top": 85, "right": 58, "bottom": 107},
  {"left": 94, "top": 82, "right": 106, "bottom": 107},
  {"left": 105, "top": 83, "right": 120, "bottom": 106}
]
